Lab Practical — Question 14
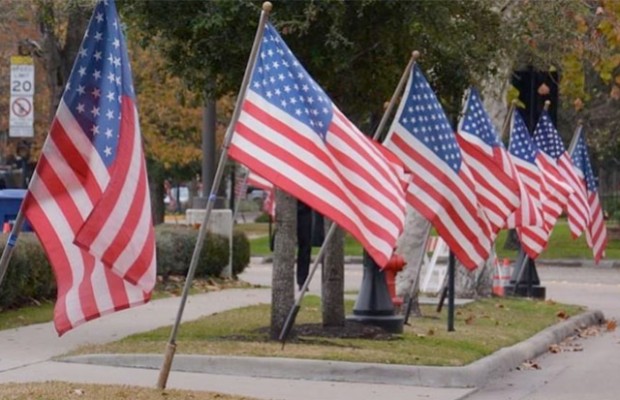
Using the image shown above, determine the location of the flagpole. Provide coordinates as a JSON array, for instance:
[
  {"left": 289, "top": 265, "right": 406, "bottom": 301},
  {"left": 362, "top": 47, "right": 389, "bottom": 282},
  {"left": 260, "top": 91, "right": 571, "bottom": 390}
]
[
  {"left": 375, "top": 50, "right": 419, "bottom": 142},
  {"left": 567, "top": 122, "right": 583, "bottom": 156},
  {"left": 0, "top": 211, "right": 27, "bottom": 287},
  {"left": 156, "top": 2, "right": 273, "bottom": 389},
  {"left": 499, "top": 101, "right": 516, "bottom": 140},
  {"left": 278, "top": 50, "right": 421, "bottom": 345}
]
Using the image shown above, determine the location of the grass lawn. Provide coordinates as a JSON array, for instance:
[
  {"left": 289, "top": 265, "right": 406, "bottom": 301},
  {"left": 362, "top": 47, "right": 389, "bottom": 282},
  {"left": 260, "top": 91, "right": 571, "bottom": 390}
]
[
  {"left": 0, "top": 382, "right": 254, "bottom": 400},
  {"left": 69, "top": 296, "right": 584, "bottom": 367},
  {"left": 248, "top": 219, "right": 620, "bottom": 260}
]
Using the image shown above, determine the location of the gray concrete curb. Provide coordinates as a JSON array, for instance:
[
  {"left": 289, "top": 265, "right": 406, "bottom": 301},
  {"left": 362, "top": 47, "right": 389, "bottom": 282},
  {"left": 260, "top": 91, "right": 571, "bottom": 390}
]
[{"left": 59, "top": 310, "right": 604, "bottom": 388}]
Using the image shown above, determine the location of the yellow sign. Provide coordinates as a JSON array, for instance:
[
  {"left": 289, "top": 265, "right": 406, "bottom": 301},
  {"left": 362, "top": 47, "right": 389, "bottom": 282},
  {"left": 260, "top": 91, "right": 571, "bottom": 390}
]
[{"left": 10, "top": 56, "right": 33, "bottom": 65}]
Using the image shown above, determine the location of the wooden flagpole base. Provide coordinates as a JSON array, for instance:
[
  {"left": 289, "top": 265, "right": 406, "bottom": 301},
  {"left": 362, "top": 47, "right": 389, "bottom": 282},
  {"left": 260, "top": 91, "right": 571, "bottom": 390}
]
[{"left": 157, "top": 342, "right": 177, "bottom": 390}]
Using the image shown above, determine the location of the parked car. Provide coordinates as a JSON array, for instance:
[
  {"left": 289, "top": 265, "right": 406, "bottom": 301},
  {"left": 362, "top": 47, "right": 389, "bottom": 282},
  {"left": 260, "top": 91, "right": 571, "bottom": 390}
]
[{"left": 246, "top": 186, "right": 267, "bottom": 208}]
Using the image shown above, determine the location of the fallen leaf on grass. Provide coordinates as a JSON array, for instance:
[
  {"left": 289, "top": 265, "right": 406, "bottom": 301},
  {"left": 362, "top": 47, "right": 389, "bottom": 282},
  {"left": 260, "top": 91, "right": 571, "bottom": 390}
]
[
  {"left": 465, "top": 315, "right": 475, "bottom": 325},
  {"left": 556, "top": 310, "right": 569, "bottom": 320}
]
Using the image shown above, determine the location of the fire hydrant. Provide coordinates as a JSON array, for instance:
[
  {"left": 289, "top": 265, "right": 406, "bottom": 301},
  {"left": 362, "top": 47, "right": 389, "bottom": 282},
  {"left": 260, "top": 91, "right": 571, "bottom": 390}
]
[{"left": 383, "top": 253, "right": 406, "bottom": 308}]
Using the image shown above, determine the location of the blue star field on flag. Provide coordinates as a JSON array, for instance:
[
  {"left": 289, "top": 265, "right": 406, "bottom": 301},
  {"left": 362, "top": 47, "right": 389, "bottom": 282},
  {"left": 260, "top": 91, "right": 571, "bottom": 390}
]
[
  {"left": 62, "top": 0, "right": 135, "bottom": 167},
  {"left": 398, "top": 65, "right": 461, "bottom": 172}
]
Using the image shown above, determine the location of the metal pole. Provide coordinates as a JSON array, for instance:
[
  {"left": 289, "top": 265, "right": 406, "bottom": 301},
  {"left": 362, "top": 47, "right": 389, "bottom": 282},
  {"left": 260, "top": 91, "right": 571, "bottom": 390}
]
[
  {"left": 512, "top": 251, "right": 530, "bottom": 295},
  {"left": 567, "top": 124, "right": 582, "bottom": 156},
  {"left": 0, "top": 212, "right": 26, "bottom": 287},
  {"left": 157, "top": 2, "right": 273, "bottom": 389},
  {"left": 447, "top": 251, "right": 455, "bottom": 332},
  {"left": 279, "top": 50, "right": 421, "bottom": 345}
]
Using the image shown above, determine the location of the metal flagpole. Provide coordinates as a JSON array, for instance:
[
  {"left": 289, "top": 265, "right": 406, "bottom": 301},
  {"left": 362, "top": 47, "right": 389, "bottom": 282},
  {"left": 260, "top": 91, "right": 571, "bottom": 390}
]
[
  {"left": 156, "top": 2, "right": 273, "bottom": 389},
  {"left": 278, "top": 50, "right": 421, "bottom": 345},
  {"left": 567, "top": 122, "right": 583, "bottom": 156},
  {"left": 0, "top": 211, "right": 27, "bottom": 287},
  {"left": 447, "top": 251, "right": 456, "bottom": 331}
]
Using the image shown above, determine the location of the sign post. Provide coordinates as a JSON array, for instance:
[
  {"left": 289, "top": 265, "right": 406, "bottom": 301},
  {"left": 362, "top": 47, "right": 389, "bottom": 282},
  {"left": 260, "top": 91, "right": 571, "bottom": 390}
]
[{"left": 9, "top": 56, "right": 35, "bottom": 138}]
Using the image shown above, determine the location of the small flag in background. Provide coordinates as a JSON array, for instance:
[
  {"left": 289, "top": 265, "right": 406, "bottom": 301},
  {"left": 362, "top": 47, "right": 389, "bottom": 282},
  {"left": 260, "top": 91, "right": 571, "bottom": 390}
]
[
  {"left": 22, "top": 0, "right": 155, "bottom": 335},
  {"left": 456, "top": 88, "right": 520, "bottom": 236},
  {"left": 227, "top": 23, "right": 407, "bottom": 267},
  {"left": 533, "top": 111, "right": 590, "bottom": 239},
  {"left": 570, "top": 130, "right": 607, "bottom": 263},
  {"left": 382, "top": 65, "right": 492, "bottom": 270}
]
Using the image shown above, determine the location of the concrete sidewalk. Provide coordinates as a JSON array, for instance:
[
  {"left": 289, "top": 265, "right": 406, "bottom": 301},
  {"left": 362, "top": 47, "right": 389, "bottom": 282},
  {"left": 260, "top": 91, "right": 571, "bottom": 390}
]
[{"left": 0, "top": 263, "right": 610, "bottom": 400}]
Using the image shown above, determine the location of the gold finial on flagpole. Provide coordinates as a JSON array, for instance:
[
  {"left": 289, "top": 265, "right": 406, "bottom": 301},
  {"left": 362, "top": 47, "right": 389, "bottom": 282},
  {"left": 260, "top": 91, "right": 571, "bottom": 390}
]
[
  {"left": 412, "top": 50, "right": 420, "bottom": 61},
  {"left": 262, "top": 2, "right": 273, "bottom": 12},
  {"left": 544, "top": 100, "right": 551, "bottom": 111}
]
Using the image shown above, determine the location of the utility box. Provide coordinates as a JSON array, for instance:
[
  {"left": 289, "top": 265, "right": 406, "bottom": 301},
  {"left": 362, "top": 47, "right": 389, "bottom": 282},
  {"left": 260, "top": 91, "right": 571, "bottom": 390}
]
[{"left": 0, "top": 189, "right": 32, "bottom": 231}]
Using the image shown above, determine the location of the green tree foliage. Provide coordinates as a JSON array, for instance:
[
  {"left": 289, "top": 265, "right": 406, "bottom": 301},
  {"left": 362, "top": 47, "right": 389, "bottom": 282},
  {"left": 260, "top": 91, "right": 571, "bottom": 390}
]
[
  {"left": 503, "top": 0, "right": 620, "bottom": 163},
  {"left": 118, "top": 0, "right": 504, "bottom": 128}
]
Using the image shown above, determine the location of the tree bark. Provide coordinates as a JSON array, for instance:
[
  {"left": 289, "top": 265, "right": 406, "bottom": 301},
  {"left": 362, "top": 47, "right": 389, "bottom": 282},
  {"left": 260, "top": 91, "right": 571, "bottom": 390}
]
[
  {"left": 270, "top": 189, "right": 296, "bottom": 340},
  {"left": 395, "top": 205, "right": 431, "bottom": 318},
  {"left": 321, "top": 220, "right": 344, "bottom": 327},
  {"left": 454, "top": 246, "right": 496, "bottom": 299},
  {"left": 37, "top": 1, "right": 91, "bottom": 123}
]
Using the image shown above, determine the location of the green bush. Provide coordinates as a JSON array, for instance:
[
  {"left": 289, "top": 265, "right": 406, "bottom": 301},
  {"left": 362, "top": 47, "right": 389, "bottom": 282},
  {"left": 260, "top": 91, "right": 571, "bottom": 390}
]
[
  {"left": 0, "top": 232, "right": 55, "bottom": 310},
  {"left": 0, "top": 225, "right": 249, "bottom": 310},
  {"left": 232, "top": 230, "right": 250, "bottom": 276},
  {"left": 155, "top": 225, "right": 229, "bottom": 279},
  {"left": 254, "top": 212, "right": 272, "bottom": 223}
]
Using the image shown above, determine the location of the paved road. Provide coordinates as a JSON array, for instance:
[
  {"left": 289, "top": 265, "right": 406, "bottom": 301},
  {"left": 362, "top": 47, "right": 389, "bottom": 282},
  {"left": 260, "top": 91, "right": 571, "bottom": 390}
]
[{"left": 464, "top": 264, "right": 620, "bottom": 400}]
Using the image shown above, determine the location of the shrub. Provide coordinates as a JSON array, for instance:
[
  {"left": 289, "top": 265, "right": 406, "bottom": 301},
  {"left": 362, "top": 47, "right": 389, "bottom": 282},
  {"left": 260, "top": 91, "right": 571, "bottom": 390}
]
[
  {"left": 254, "top": 212, "right": 272, "bottom": 223},
  {"left": 232, "top": 230, "right": 250, "bottom": 276},
  {"left": 0, "top": 232, "right": 55, "bottom": 310},
  {"left": 155, "top": 225, "right": 229, "bottom": 280}
]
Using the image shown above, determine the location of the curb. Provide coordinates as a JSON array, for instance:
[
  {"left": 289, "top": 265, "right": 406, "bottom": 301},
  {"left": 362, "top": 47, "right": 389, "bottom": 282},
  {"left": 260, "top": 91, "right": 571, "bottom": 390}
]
[{"left": 59, "top": 310, "right": 604, "bottom": 388}]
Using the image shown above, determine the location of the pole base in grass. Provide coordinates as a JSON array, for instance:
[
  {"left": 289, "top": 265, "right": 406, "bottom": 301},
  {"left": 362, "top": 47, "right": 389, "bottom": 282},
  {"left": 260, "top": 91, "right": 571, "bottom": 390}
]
[
  {"left": 345, "top": 314, "right": 404, "bottom": 334},
  {"left": 505, "top": 284, "right": 546, "bottom": 300}
]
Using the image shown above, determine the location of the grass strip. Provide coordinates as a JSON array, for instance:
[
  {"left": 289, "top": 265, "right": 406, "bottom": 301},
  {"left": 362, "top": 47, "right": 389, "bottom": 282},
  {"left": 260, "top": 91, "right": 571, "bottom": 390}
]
[{"left": 70, "top": 296, "right": 584, "bottom": 367}]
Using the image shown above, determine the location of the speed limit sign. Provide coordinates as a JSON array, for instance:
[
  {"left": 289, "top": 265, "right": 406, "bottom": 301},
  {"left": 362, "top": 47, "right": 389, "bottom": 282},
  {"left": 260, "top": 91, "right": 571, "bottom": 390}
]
[{"left": 9, "top": 56, "right": 34, "bottom": 137}]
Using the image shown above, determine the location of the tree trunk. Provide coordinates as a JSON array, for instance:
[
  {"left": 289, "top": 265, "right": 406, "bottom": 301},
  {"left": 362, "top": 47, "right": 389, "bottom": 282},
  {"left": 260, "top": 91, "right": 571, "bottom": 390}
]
[
  {"left": 37, "top": 1, "right": 91, "bottom": 123},
  {"left": 270, "top": 189, "right": 296, "bottom": 340},
  {"left": 395, "top": 205, "right": 431, "bottom": 318},
  {"left": 321, "top": 220, "right": 344, "bottom": 327},
  {"left": 454, "top": 246, "right": 496, "bottom": 298}
]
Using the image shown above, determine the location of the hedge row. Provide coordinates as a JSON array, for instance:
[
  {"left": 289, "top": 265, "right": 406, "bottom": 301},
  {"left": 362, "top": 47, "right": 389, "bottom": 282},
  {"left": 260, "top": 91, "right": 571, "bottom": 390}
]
[{"left": 0, "top": 226, "right": 250, "bottom": 310}]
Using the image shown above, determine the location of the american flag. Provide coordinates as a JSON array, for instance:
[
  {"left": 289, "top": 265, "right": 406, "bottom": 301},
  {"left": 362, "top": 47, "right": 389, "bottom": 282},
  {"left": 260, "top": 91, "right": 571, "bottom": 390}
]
[
  {"left": 508, "top": 111, "right": 571, "bottom": 258},
  {"left": 382, "top": 65, "right": 491, "bottom": 270},
  {"left": 247, "top": 170, "right": 275, "bottom": 217},
  {"left": 22, "top": 0, "right": 155, "bottom": 335},
  {"left": 456, "top": 88, "right": 520, "bottom": 235},
  {"left": 247, "top": 171, "right": 274, "bottom": 192},
  {"left": 570, "top": 130, "right": 607, "bottom": 263},
  {"left": 227, "top": 23, "right": 406, "bottom": 267},
  {"left": 533, "top": 111, "right": 590, "bottom": 238}
]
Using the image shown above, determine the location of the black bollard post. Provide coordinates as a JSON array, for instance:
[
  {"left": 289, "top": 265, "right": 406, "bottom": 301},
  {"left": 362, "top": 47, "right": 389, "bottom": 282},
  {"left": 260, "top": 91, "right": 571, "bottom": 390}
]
[
  {"left": 505, "top": 247, "right": 546, "bottom": 299},
  {"left": 346, "top": 251, "right": 404, "bottom": 333}
]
